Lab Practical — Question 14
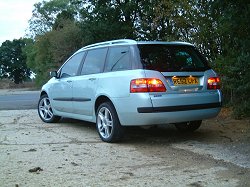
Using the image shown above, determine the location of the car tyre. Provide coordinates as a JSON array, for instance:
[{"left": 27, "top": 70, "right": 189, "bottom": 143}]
[
  {"left": 96, "top": 102, "right": 124, "bottom": 143},
  {"left": 175, "top": 120, "right": 202, "bottom": 132},
  {"left": 38, "top": 94, "right": 61, "bottom": 123}
]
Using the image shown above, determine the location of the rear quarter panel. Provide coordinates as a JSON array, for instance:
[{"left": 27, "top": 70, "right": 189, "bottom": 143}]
[{"left": 95, "top": 69, "right": 146, "bottom": 98}]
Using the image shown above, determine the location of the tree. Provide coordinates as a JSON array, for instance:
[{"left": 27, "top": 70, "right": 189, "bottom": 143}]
[
  {"left": 25, "top": 12, "right": 84, "bottom": 86},
  {"left": 27, "top": 0, "right": 76, "bottom": 37},
  {"left": 24, "top": 35, "right": 53, "bottom": 86},
  {"left": 78, "top": 0, "right": 139, "bottom": 44},
  {"left": 213, "top": 0, "right": 250, "bottom": 117},
  {"left": 0, "top": 39, "right": 31, "bottom": 84}
]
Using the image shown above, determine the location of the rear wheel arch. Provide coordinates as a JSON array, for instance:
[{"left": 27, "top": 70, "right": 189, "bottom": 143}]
[{"left": 95, "top": 95, "right": 113, "bottom": 114}]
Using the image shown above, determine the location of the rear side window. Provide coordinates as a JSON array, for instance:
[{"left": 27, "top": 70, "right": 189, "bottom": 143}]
[
  {"left": 138, "top": 44, "right": 210, "bottom": 72},
  {"left": 105, "top": 46, "right": 130, "bottom": 72},
  {"left": 81, "top": 48, "right": 108, "bottom": 75}
]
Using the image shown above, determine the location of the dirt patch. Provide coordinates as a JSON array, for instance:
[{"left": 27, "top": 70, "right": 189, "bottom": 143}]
[
  {"left": 213, "top": 107, "right": 250, "bottom": 142},
  {"left": 0, "top": 106, "right": 249, "bottom": 186}
]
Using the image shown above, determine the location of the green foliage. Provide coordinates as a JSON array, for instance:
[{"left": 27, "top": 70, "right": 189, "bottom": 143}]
[
  {"left": 24, "top": 35, "right": 53, "bottom": 86},
  {"left": 28, "top": 0, "right": 76, "bottom": 37},
  {"left": 213, "top": 0, "right": 250, "bottom": 118},
  {"left": 25, "top": 16, "right": 83, "bottom": 86},
  {"left": 0, "top": 39, "right": 31, "bottom": 84},
  {"left": 78, "top": 0, "right": 138, "bottom": 44}
]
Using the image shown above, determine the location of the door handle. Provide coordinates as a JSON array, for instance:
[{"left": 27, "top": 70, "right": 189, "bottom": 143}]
[
  {"left": 67, "top": 80, "right": 72, "bottom": 83},
  {"left": 89, "top": 78, "right": 96, "bottom": 81}
]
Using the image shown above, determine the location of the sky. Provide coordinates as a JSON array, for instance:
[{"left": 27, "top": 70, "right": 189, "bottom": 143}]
[{"left": 0, "top": 0, "right": 42, "bottom": 45}]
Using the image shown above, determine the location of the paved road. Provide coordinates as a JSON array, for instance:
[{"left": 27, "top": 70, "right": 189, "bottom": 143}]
[{"left": 0, "top": 91, "right": 40, "bottom": 110}]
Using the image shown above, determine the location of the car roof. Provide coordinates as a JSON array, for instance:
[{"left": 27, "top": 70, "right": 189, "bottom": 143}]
[
  {"left": 136, "top": 41, "right": 193, "bottom": 46},
  {"left": 76, "top": 39, "right": 194, "bottom": 53}
]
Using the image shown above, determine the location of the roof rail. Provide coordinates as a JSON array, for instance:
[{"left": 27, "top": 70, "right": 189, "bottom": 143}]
[{"left": 82, "top": 39, "right": 137, "bottom": 49}]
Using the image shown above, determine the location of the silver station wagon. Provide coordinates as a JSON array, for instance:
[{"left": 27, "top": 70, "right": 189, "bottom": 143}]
[{"left": 38, "top": 39, "right": 222, "bottom": 142}]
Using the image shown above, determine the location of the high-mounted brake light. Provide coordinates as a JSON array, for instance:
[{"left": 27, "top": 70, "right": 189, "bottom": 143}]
[
  {"left": 207, "top": 77, "right": 220, "bottom": 90},
  {"left": 130, "top": 78, "right": 166, "bottom": 93}
]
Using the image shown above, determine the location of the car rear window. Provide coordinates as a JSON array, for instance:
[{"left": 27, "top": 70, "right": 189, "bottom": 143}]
[{"left": 138, "top": 44, "right": 210, "bottom": 72}]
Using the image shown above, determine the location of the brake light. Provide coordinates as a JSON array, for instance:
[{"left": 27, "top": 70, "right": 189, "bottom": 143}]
[
  {"left": 130, "top": 78, "right": 166, "bottom": 93},
  {"left": 207, "top": 77, "right": 220, "bottom": 90}
]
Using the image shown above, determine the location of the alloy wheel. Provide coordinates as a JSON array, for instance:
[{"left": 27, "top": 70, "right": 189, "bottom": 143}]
[
  {"left": 39, "top": 97, "right": 54, "bottom": 121},
  {"left": 97, "top": 106, "right": 113, "bottom": 139}
]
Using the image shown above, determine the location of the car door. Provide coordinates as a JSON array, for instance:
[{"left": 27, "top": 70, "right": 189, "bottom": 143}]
[
  {"left": 72, "top": 47, "right": 108, "bottom": 117},
  {"left": 49, "top": 51, "right": 85, "bottom": 113}
]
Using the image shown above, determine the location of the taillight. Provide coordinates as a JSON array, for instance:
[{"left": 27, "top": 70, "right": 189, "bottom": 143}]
[
  {"left": 130, "top": 78, "right": 166, "bottom": 93},
  {"left": 207, "top": 77, "right": 220, "bottom": 90}
]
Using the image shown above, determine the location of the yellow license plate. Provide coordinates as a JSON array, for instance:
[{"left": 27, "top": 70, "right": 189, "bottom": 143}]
[{"left": 172, "top": 76, "right": 199, "bottom": 85}]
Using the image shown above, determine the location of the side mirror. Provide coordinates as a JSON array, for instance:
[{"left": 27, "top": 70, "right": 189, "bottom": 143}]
[{"left": 50, "top": 71, "right": 58, "bottom": 78}]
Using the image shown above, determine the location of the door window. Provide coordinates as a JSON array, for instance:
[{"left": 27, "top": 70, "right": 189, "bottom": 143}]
[
  {"left": 60, "top": 52, "right": 85, "bottom": 78},
  {"left": 81, "top": 48, "right": 108, "bottom": 75},
  {"left": 105, "top": 46, "right": 131, "bottom": 72}
]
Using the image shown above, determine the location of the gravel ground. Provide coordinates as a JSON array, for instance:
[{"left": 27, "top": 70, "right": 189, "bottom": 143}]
[{"left": 0, "top": 108, "right": 249, "bottom": 187}]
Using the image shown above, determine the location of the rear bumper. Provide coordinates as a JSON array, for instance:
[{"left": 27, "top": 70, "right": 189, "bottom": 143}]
[
  {"left": 111, "top": 88, "right": 223, "bottom": 126},
  {"left": 137, "top": 102, "right": 222, "bottom": 113},
  {"left": 119, "top": 107, "right": 221, "bottom": 126}
]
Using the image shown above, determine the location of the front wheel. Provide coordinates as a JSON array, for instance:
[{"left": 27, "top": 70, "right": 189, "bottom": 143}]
[
  {"left": 96, "top": 102, "right": 124, "bottom": 143},
  {"left": 175, "top": 120, "right": 202, "bottom": 132},
  {"left": 38, "top": 94, "right": 61, "bottom": 123}
]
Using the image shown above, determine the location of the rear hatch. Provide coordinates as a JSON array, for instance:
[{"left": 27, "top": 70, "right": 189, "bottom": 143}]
[{"left": 138, "top": 43, "right": 220, "bottom": 108}]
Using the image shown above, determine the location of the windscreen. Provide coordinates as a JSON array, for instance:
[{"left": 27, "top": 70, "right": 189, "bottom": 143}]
[{"left": 138, "top": 44, "right": 210, "bottom": 72}]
